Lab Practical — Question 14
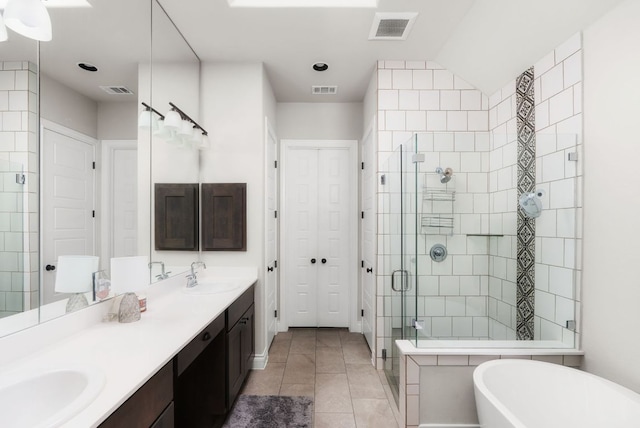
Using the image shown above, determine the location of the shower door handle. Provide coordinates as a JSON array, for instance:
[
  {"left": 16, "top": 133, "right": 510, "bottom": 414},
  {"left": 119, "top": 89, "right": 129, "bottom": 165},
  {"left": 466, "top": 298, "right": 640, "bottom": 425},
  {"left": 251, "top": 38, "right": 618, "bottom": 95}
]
[{"left": 391, "top": 269, "right": 410, "bottom": 292}]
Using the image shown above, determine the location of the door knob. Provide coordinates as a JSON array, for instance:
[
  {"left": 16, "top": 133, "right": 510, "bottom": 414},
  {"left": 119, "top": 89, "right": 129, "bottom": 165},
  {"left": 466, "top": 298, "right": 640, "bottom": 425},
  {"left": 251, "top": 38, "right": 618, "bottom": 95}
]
[
  {"left": 45, "top": 264, "right": 56, "bottom": 271},
  {"left": 321, "top": 258, "right": 327, "bottom": 264},
  {"left": 310, "top": 258, "right": 316, "bottom": 264}
]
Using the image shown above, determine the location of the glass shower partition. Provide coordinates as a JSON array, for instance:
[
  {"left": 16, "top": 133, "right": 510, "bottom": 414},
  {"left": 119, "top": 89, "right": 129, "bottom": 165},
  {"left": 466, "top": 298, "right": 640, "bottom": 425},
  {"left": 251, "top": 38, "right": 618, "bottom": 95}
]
[{"left": 0, "top": 159, "right": 27, "bottom": 318}]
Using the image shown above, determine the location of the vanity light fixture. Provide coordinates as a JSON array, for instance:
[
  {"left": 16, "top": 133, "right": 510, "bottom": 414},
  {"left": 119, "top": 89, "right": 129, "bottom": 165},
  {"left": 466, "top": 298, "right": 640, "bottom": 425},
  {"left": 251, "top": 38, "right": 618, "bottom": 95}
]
[
  {"left": 138, "top": 102, "right": 164, "bottom": 130},
  {"left": 2, "top": 0, "right": 52, "bottom": 42},
  {"left": 162, "top": 102, "right": 209, "bottom": 150}
]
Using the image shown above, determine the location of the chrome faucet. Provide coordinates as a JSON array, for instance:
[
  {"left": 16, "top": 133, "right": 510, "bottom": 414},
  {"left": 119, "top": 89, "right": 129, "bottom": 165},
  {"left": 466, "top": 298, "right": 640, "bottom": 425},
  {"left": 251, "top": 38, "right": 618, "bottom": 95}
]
[
  {"left": 187, "top": 261, "right": 207, "bottom": 288},
  {"left": 149, "top": 261, "right": 171, "bottom": 280}
]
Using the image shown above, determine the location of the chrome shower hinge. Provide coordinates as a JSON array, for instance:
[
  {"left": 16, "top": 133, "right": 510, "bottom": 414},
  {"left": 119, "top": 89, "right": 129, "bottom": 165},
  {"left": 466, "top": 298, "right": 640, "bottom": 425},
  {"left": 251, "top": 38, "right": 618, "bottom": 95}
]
[
  {"left": 412, "top": 153, "right": 425, "bottom": 163},
  {"left": 15, "top": 174, "right": 26, "bottom": 185},
  {"left": 567, "top": 152, "right": 578, "bottom": 161},
  {"left": 566, "top": 320, "right": 577, "bottom": 331}
]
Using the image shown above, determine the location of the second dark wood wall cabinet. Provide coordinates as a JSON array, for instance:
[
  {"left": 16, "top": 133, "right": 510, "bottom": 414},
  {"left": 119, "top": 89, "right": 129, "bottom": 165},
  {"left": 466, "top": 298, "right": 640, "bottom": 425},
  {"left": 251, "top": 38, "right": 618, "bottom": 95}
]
[
  {"left": 202, "top": 183, "right": 247, "bottom": 251},
  {"left": 155, "top": 183, "right": 199, "bottom": 251}
]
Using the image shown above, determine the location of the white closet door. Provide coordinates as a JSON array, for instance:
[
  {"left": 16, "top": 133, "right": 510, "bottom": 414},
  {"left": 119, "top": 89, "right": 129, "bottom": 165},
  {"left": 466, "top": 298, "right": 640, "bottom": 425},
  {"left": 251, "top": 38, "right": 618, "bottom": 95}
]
[
  {"left": 285, "top": 148, "right": 319, "bottom": 327},
  {"left": 265, "top": 120, "right": 279, "bottom": 346},
  {"left": 316, "top": 148, "right": 351, "bottom": 327},
  {"left": 42, "top": 125, "right": 96, "bottom": 305},
  {"left": 284, "top": 141, "right": 355, "bottom": 328}
]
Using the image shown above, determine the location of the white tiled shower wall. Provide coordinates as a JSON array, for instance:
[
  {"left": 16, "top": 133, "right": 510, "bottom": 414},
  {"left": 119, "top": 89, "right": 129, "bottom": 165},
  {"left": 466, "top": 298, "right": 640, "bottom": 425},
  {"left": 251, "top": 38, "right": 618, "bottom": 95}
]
[
  {"left": 486, "top": 33, "right": 582, "bottom": 345},
  {"left": 375, "top": 60, "right": 492, "bottom": 368},
  {"left": 0, "top": 61, "right": 38, "bottom": 318},
  {"left": 375, "top": 33, "right": 583, "bottom": 366}
]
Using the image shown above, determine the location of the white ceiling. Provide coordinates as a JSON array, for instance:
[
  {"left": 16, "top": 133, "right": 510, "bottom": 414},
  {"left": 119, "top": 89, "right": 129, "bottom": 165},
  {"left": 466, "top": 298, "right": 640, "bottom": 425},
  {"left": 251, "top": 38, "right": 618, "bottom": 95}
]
[{"left": 0, "top": 0, "right": 626, "bottom": 103}]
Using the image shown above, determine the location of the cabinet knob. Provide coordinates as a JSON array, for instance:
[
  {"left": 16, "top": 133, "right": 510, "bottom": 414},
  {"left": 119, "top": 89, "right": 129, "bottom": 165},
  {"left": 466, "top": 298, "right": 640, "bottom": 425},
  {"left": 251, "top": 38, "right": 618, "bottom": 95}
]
[
  {"left": 310, "top": 258, "right": 316, "bottom": 264},
  {"left": 45, "top": 264, "right": 56, "bottom": 271},
  {"left": 321, "top": 258, "right": 327, "bottom": 264},
  {"left": 366, "top": 267, "right": 373, "bottom": 273},
  {"left": 267, "top": 266, "right": 274, "bottom": 272},
  {"left": 202, "top": 332, "right": 211, "bottom": 341}
]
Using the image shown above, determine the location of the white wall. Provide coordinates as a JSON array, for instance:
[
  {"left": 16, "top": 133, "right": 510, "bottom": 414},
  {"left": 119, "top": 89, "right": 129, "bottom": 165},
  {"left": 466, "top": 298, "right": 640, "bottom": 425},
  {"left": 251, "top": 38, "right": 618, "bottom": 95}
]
[
  {"left": 98, "top": 101, "right": 138, "bottom": 140},
  {"left": 277, "top": 102, "right": 362, "bottom": 140},
  {"left": 581, "top": 0, "right": 640, "bottom": 392},
  {"left": 40, "top": 73, "right": 98, "bottom": 139},
  {"left": 200, "top": 62, "right": 268, "bottom": 357}
]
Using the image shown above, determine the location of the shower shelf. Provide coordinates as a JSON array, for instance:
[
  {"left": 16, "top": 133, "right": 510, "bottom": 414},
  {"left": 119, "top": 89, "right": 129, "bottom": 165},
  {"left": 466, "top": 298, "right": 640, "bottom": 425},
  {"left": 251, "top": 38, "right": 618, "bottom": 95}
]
[
  {"left": 421, "top": 177, "right": 455, "bottom": 235},
  {"left": 423, "top": 189, "right": 456, "bottom": 202},
  {"left": 421, "top": 215, "right": 454, "bottom": 229}
]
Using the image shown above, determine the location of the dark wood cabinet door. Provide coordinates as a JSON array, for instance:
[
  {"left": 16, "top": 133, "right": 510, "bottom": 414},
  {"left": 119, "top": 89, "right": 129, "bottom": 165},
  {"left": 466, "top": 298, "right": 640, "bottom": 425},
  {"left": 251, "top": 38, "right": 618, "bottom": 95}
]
[
  {"left": 202, "top": 183, "right": 246, "bottom": 251},
  {"left": 99, "top": 362, "right": 173, "bottom": 428},
  {"left": 227, "top": 319, "right": 244, "bottom": 408},
  {"left": 241, "top": 304, "right": 255, "bottom": 378},
  {"left": 175, "top": 329, "right": 227, "bottom": 428},
  {"left": 155, "top": 183, "right": 199, "bottom": 251}
]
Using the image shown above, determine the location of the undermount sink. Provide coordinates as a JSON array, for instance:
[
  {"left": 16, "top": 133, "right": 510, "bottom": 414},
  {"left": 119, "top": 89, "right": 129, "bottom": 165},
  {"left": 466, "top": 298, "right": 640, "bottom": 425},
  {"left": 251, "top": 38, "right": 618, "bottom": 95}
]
[
  {"left": 0, "top": 364, "right": 105, "bottom": 428},
  {"left": 182, "top": 279, "right": 242, "bottom": 295}
]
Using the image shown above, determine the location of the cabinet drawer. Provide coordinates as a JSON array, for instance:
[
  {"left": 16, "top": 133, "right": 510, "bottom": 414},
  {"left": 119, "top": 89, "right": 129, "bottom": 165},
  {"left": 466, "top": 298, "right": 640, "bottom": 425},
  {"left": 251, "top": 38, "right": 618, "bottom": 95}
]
[
  {"left": 227, "top": 284, "right": 254, "bottom": 331},
  {"left": 176, "top": 314, "right": 225, "bottom": 376},
  {"left": 99, "top": 362, "right": 173, "bottom": 428}
]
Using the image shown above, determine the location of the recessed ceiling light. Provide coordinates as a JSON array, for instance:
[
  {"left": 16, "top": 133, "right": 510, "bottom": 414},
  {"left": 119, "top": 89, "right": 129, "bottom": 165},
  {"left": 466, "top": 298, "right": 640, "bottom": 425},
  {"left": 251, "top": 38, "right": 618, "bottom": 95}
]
[
  {"left": 0, "top": 0, "right": 93, "bottom": 7},
  {"left": 77, "top": 62, "right": 98, "bottom": 72},
  {"left": 312, "top": 62, "right": 329, "bottom": 72},
  {"left": 227, "top": 0, "right": 376, "bottom": 8}
]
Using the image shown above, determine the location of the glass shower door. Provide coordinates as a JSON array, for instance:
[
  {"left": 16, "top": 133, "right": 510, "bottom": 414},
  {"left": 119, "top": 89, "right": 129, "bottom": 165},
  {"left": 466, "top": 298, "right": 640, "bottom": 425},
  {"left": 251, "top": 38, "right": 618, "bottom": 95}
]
[
  {"left": 382, "top": 135, "right": 420, "bottom": 403},
  {"left": 382, "top": 144, "right": 403, "bottom": 402}
]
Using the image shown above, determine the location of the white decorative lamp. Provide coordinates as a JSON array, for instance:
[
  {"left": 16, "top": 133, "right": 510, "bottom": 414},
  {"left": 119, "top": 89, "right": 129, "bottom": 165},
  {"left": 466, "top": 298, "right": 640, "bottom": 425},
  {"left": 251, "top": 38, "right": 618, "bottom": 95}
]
[
  {"left": 55, "top": 255, "right": 99, "bottom": 313},
  {"left": 111, "top": 256, "right": 149, "bottom": 323}
]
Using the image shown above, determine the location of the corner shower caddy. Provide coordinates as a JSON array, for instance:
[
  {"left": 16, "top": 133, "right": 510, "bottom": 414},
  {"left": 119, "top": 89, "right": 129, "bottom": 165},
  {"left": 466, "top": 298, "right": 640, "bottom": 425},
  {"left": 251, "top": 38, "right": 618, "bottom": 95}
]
[{"left": 421, "top": 173, "right": 455, "bottom": 235}]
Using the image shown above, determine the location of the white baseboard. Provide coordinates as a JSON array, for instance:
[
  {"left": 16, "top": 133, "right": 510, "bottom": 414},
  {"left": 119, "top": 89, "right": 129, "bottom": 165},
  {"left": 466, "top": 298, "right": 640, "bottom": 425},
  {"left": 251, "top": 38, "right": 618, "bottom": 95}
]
[
  {"left": 251, "top": 349, "right": 268, "bottom": 370},
  {"left": 419, "top": 424, "right": 480, "bottom": 428},
  {"left": 350, "top": 320, "right": 362, "bottom": 333}
]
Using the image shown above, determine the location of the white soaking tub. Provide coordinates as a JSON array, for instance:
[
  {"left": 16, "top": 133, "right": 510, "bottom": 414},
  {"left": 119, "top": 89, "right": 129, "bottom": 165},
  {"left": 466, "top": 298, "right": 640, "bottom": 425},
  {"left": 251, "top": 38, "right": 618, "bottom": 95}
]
[{"left": 473, "top": 359, "right": 640, "bottom": 428}]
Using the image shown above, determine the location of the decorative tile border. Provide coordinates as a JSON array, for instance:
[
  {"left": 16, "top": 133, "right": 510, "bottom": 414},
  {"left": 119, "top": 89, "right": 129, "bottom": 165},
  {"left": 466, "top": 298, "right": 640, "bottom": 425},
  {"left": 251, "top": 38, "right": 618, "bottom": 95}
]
[{"left": 515, "top": 67, "right": 536, "bottom": 340}]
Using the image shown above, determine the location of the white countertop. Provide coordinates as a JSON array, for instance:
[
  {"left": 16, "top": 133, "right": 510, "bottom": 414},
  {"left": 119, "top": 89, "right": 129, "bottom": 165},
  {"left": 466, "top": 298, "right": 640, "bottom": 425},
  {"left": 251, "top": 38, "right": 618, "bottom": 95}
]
[{"left": 0, "top": 267, "right": 258, "bottom": 428}]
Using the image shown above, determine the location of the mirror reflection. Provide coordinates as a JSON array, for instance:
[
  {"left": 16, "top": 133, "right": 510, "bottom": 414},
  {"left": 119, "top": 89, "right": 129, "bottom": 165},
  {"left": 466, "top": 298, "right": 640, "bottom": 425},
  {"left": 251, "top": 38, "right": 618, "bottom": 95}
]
[{"left": 0, "top": 0, "right": 200, "bottom": 337}]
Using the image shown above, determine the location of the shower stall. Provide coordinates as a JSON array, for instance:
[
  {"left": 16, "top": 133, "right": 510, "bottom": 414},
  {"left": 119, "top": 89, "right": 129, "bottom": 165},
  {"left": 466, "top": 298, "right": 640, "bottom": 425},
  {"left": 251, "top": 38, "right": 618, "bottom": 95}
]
[{"left": 380, "top": 132, "right": 581, "bottom": 400}]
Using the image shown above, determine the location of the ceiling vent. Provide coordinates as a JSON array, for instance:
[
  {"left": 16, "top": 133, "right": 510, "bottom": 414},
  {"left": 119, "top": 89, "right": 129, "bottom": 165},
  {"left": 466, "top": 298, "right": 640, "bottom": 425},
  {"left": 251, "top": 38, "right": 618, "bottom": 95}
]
[
  {"left": 369, "top": 12, "right": 418, "bottom": 41},
  {"left": 99, "top": 86, "right": 134, "bottom": 95},
  {"left": 312, "top": 86, "right": 338, "bottom": 95}
]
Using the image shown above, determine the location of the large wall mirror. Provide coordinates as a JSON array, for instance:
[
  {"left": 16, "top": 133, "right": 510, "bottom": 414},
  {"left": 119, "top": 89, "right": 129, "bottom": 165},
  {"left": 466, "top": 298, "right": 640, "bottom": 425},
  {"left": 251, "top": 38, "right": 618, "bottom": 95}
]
[{"left": 0, "top": 0, "right": 200, "bottom": 338}]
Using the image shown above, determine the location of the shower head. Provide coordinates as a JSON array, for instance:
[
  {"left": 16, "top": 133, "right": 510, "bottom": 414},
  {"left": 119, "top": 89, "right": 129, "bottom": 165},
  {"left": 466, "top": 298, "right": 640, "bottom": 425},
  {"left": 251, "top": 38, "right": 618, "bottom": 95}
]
[{"left": 435, "top": 167, "right": 453, "bottom": 184}]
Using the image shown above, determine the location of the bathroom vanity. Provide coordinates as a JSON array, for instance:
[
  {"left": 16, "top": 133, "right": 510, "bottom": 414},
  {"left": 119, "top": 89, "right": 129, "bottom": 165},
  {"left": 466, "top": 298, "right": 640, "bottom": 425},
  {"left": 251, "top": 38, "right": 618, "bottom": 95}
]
[{"left": 0, "top": 269, "right": 257, "bottom": 428}]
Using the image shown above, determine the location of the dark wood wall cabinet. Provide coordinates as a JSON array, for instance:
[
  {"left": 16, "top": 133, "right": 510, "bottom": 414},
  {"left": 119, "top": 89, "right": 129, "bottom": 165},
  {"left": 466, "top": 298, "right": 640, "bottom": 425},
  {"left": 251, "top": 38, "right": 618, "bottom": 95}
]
[
  {"left": 155, "top": 183, "right": 199, "bottom": 251},
  {"left": 202, "top": 183, "right": 247, "bottom": 251},
  {"left": 101, "top": 284, "right": 255, "bottom": 428}
]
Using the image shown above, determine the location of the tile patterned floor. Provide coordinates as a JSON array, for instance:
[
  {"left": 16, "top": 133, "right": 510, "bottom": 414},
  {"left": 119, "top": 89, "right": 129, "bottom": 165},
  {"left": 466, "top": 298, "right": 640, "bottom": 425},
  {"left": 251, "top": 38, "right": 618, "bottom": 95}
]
[{"left": 240, "top": 328, "right": 402, "bottom": 428}]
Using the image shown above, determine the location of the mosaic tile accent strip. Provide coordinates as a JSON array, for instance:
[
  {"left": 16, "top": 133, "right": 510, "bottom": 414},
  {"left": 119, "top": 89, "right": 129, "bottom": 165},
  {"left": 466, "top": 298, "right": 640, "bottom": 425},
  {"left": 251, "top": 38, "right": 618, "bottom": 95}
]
[{"left": 516, "top": 67, "right": 536, "bottom": 340}]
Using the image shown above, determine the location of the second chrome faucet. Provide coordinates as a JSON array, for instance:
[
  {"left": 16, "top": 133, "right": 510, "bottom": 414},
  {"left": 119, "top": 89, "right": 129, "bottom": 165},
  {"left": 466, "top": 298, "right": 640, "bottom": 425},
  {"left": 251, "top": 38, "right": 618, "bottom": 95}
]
[{"left": 186, "top": 261, "right": 207, "bottom": 288}]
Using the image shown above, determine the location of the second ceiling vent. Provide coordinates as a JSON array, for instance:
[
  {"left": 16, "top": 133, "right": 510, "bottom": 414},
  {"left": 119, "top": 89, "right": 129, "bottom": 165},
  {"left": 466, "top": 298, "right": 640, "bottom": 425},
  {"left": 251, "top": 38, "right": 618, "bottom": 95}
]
[{"left": 369, "top": 12, "right": 418, "bottom": 41}]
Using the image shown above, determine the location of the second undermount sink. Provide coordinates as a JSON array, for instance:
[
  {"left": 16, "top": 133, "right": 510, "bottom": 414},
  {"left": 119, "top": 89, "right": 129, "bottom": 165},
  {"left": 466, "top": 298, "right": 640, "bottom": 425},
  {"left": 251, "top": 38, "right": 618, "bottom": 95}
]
[
  {"left": 0, "top": 364, "right": 105, "bottom": 428},
  {"left": 182, "top": 279, "right": 242, "bottom": 295}
]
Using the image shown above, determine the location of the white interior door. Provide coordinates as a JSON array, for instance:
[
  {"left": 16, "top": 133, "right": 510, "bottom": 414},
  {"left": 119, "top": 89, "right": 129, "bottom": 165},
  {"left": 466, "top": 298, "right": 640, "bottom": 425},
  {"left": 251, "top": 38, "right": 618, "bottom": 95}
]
[
  {"left": 283, "top": 141, "right": 356, "bottom": 328},
  {"left": 42, "top": 123, "right": 96, "bottom": 304},
  {"left": 265, "top": 119, "right": 279, "bottom": 347},
  {"left": 361, "top": 121, "right": 376, "bottom": 349},
  {"left": 317, "top": 148, "right": 351, "bottom": 327}
]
